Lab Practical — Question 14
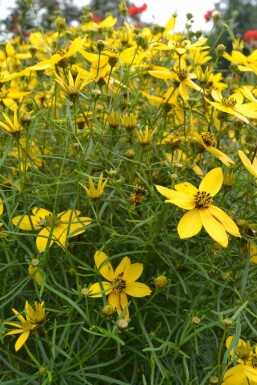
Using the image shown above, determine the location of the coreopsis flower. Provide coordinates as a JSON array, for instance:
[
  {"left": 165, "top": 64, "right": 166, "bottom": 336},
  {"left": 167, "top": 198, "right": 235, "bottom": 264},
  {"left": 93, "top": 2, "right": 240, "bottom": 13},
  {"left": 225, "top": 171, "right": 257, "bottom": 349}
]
[
  {"left": 4, "top": 302, "right": 45, "bottom": 351},
  {"left": 222, "top": 336, "right": 257, "bottom": 385},
  {"left": 54, "top": 70, "right": 93, "bottom": 99},
  {"left": 135, "top": 125, "right": 157, "bottom": 145},
  {"left": 193, "top": 131, "right": 234, "bottom": 167},
  {"left": 12, "top": 208, "right": 92, "bottom": 253},
  {"left": 0, "top": 108, "right": 22, "bottom": 137},
  {"left": 0, "top": 198, "right": 3, "bottom": 216},
  {"left": 205, "top": 89, "right": 257, "bottom": 124},
  {"left": 79, "top": 173, "right": 107, "bottom": 200},
  {"left": 89, "top": 251, "right": 152, "bottom": 319},
  {"left": 156, "top": 168, "right": 241, "bottom": 247},
  {"left": 238, "top": 150, "right": 257, "bottom": 178},
  {"left": 149, "top": 64, "right": 202, "bottom": 100}
]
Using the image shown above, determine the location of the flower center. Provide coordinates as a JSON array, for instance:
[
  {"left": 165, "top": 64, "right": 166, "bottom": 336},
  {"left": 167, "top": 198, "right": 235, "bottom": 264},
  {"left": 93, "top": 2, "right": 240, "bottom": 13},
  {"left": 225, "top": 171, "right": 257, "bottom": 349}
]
[
  {"left": 22, "top": 320, "right": 34, "bottom": 331},
  {"left": 221, "top": 97, "right": 237, "bottom": 107},
  {"left": 194, "top": 191, "right": 213, "bottom": 208},
  {"left": 177, "top": 69, "right": 188, "bottom": 81},
  {"left": 201, "top": 132, "right": 217, "bottom": 147},
  {"left": 113, "top": 278, "right": 126, "bottom": 293},
  {"left": 38, "top": 214, "right": 61, "bottom": 227}
]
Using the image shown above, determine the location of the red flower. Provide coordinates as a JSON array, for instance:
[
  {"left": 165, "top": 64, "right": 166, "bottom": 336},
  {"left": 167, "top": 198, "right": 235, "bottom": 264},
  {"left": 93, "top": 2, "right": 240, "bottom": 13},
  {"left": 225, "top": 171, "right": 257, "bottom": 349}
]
[
  {"left": 204, "top": 9, "right": 216, "bottom": 22},
  {"left": 128, "top": 3, "right": 147, "bottom": 16},
  {"left": 92, "top": 14, "right": 101, "bottom": 23},
  {"left": 244, "top": 30, "right": 257, "bottom": 42}
]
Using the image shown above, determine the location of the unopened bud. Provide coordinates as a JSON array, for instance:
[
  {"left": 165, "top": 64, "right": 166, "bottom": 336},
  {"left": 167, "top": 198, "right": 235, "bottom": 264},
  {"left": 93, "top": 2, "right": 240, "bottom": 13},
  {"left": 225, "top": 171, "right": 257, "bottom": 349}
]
[
  {"left": 116, "top": 319, "right": 129, "bottom": 330},
  {"left": 154, "top": 275, "right": 168, "bottom": 289}
]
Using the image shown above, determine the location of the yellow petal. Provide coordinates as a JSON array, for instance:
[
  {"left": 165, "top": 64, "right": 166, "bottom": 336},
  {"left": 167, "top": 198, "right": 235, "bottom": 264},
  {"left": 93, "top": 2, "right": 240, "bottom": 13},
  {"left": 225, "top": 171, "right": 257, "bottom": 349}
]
[
  {"left": 222, "top": 364, "right": 247, "bottom": 385},
  {"left": 36, "top": 228, "right": 53, "bottom": 253},
  {"left": 119, "top": 291, "right": 129, "bottom": 319},
  {"left": 125, "top": 282, "right": 151, "bottom": 297},
  {"left": 208, "top": 206, "right": 241, "bottom": 238},
  {"left": 155, "top": 185, "right": 195, "bottom": 210},
  {"left": 89, "top": 282, "right": 112, "bottom": 297},
  {"left": 108, "top": 291, "right": 119, "bottom": 309},
  {"left": 123, "top": 263, "right": 143, "bottom": 282},
  {"left": 32, "top": 207, "right": 52, "bottom": 218},
  {"left": 94, "top": 251, "right": 114, "bottom": 281},
  {"left": 15, "top": 331, "right": 30, "bottom": 351},
  {"left": 200, "top": 208, "right": 228, "bottom": 247},
  {"left": 0, "top": 199, "right": 3, "bottom": 216},
  {"left": 177, "top": 209, "right": 202, "bottom": 239},
  {"left": 238, "top": 150, "right": 257, "bottom": 178},
  {"left": 199, "top": 167, "right": 223, "bottom": 196},
  {"left": 12, "top": 215, "right": 41, "bottom": 230},
  {"left": 174, "top": 182, "right": 198, "bottom": 195},
  {"left": 244, "top": 365, "right": 257, "bottom": 382},
  {"left": 115, "top": 256, "right": 131, "bottom": 278}
]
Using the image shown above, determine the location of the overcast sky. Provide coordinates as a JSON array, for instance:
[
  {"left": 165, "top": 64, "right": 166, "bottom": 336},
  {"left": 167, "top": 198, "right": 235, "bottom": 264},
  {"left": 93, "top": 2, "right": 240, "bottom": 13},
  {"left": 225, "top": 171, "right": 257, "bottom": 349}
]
[{"left": 0, "top": 0, "right": 216, "bottom": 32}]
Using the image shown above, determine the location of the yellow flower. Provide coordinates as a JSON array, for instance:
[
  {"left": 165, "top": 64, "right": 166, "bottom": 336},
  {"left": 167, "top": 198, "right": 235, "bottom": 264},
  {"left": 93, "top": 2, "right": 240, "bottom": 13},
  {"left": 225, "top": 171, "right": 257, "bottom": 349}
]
[
  {"left": 193, "top": 131, "right": 234, "bottom": 167},
  {"left": 4, "top": 302, "right": 45, "bottom": 351},
  {"left": 79, "top": 173, "right": 107, "bottom": 200},
  {"left": 12, "top": 208, "right": 92, "bottom": 253},
  {"left": 238, "top": 150, "right": 257, "bottom": 178},
  {"left": 0, "top": 108, "right": 22, "bottom": 136},
  {"left": 135, "top": 125, "right": 157, "bottom": 145},
  {"left": 222, "top": 336, "right": 257, "bottom": 385},
  {"left": 89, "top": 251, "right": 152, "bottom": 319},
  {"left": 25, "top": 301, "right": 45, "bottom": 324},
  {"left": 205, "top": 89, "right": 257, "bottom": 124},
  {"left": 156, "top": 168, "right": 241, "bottom": 247},
  {"left": 54, "top": 70, "right": 93, "bottom": 98}
]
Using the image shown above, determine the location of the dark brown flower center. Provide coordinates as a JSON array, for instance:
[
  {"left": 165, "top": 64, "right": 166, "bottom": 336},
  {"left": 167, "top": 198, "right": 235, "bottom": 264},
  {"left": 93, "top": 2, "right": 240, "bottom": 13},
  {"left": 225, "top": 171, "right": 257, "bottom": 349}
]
[
  {"left": 194, "top": 191, "right": 213, "bottom": 208},
  {"left": 113, "top": 278, "right": 126, "bottom": 293},
  {"left": 177, "top": 69, "right": 188, "bottom": 81},
  {"left": 221, "top": 97, "right": 237, "bottom": 107},
  {"left": 201, "top": 132, "right": 217, "bottom": 147}
]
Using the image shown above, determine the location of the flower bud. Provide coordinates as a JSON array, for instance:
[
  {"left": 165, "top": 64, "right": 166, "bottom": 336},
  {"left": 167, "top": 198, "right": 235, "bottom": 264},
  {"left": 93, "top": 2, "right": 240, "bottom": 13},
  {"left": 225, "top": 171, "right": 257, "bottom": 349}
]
[
  {"left": 116, "top": 319, "right": 129, "bottom": 331},
  {"left": 154, "top": 275, "right": 168, "bottom": 289},
  {"left": 55, "top": 17, "right": 66, "bottom": 33}
]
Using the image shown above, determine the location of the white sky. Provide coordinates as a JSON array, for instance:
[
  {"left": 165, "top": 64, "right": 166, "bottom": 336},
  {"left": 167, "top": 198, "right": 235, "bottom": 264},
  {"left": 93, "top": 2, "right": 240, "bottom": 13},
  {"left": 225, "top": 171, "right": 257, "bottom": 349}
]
[{"left": 0, "top": 0, "right": 216, "bottom": 32}]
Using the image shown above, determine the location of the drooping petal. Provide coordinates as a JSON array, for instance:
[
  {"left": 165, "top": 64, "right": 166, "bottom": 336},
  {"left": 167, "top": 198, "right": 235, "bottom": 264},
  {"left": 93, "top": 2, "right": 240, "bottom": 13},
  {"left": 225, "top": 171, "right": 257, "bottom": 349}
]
[
  {"left": 89, "top": 281, "right": 112, "bottom": 297},
  {"left": 115, "top": 256, "right": 131, "bottom": 278},
  {"left": 199, "top": 167, "right": 223, "bottom": 196},
  {"left": 238, "top": 150, "right": 257, "bottom": 178},
  {"left": 123, "top": 263, "right": 143, "bottom": 282},
  {"left": 119, "top": 291, "right": 129, "bottom": 319},
  {"left": 125, "top": 282, "right": 152, "bottom": 297},
  {"left": 15, "top": 331, "right": 30, "bottom": 351},
  {"left": 108, "top": 291, "right": 119, "bottom": 309},
  {"left": 174, "top": 182, "right": 198, "bottom": 195},
  {"left": 200, "top": 208, "right": 228, "bottom": 247},
  {"left": 36, "top": 228, "right": 53, "bottom": 253},
  {"left": 94, "top": 251, "right": 114, "bottom": 281},
  {"left": 177, "top": 209, "right": 202, "bottom": 239},
  {"left": 155, "top": 185, "right": 195, "bottom": 210},
  {"left": 208, "top": 206, "right": 241, "bottom": 238}
]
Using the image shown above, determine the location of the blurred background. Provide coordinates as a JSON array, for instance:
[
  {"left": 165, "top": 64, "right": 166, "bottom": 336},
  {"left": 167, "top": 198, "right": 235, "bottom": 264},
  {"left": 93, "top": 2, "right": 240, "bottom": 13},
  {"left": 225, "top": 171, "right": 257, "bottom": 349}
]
[{"left": 0, "top": 0, "right": 257, "bottom": 46}]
